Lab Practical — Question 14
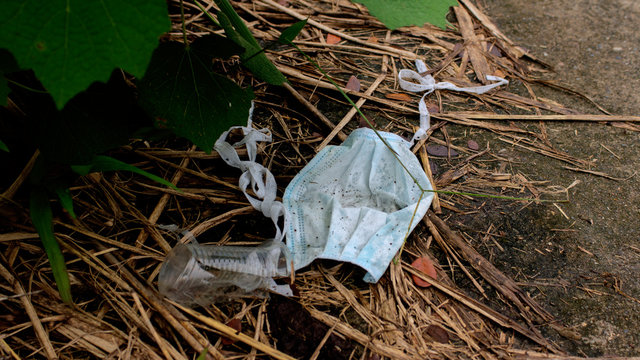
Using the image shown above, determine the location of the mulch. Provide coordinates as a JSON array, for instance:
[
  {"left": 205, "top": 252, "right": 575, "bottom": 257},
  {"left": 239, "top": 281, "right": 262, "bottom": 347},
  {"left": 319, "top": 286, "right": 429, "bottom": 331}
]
[{"left": 1, "top": 0, "right": 636, "bottom": 359}]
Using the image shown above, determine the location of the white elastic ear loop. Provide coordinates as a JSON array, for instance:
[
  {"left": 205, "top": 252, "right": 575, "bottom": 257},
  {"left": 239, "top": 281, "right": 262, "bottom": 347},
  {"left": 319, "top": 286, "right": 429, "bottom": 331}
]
[
  {"left": 213, "top": 102, "right": 287, "bottom": 242},
  {"left": 399, "top": 59, "right": 508, "bottom": 145}
]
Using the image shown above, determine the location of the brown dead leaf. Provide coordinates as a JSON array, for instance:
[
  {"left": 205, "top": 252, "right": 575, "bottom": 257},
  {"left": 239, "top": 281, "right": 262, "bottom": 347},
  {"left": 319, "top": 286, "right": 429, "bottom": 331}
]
[
  {"left": 385, "top": 93, "right": 412, "bottom": 102},
  {"left": 367, "top": 35, "right": 379, "bottom": 44},
  {"left": 345, "top": 75, "right": 361, "bottom": 92},
  {"left": 411, "top": 256, "right": 437, "bottom": 287},
  {"left": 221, "top": 318, "right": 242, "bottom": 345},
  {"left": 426, "top": 325, "right": 450, "bottom": 343},
  {"left": 326, "top": 33, "right": 341, "bottom": 45}
]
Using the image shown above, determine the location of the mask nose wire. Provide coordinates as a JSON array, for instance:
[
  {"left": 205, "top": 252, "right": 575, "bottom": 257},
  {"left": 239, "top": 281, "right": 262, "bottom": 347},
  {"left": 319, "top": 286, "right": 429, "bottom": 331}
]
[
  {"left": 214, "top": 102, "right": 287, "bottom": 242},
  {"left": 398, "top": 59, "right": 509, "bottom": 147}
]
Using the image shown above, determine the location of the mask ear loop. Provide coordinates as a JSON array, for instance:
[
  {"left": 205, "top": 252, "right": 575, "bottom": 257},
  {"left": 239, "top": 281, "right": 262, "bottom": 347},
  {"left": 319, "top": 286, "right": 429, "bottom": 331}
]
[
  {"left": 214, "top": 102, "right": 287, "bottom": 242},
  {"left": 398, "top": 59, "right": 509, "bottom": 146}
]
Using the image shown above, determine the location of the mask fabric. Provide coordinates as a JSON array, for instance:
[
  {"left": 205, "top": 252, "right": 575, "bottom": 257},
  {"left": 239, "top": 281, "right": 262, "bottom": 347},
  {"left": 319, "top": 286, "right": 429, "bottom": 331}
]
[{"left": 283, "top": 128, "right": 433, "bottom": 283}]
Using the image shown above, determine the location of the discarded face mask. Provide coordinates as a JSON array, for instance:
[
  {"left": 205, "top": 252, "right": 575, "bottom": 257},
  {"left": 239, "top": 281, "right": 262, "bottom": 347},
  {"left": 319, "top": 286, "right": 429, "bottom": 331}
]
[{"left": 284, "top": 128, "right": 434, "bottom": 283}]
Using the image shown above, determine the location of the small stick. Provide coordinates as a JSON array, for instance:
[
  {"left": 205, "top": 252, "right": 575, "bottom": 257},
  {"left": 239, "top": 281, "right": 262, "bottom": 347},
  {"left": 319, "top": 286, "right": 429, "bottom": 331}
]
[
  {"left": 259, "top": 0, "right": 418, "bottom": 59},
  {"left": 1, "top": 150, "right": 39, "bottom": 203},
  {"left": 184, "top": 206, "right": 255, "bottom": 240},
  {"left": 174, "top": 303, "right": 297, "bottom": 360},
  {"left": 132, "top": 292, "right": 173, "bottom": 360},
  {"left": 454, "top": 6, "right": 490, "bottom": 83},
  {"left": 283, "top": 82, "right": 347, "bottom": 141},
  {"left": 418, "top": 142, "right": 441, "bottom": 213},
  {"left": 453, "top": 113, "right": 640, "bottom": 122},
  {"left": 0, "top": 261, "right": 57, "bottom": 360},
  {"left": 316, "top": 53, "right": 389, "bottom": 150},
  {"left": 135, "top": 145, "right": 196, "bottom": 250}
]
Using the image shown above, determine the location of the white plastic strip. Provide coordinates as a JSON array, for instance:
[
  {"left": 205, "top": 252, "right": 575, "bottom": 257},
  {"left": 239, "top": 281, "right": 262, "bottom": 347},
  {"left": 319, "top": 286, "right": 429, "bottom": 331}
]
[
  {"left": 214, "top": 103, "right": 287, "bottom": 242},
  {"left": 399, "top": 59, "right": 508, "bottom": 145}
]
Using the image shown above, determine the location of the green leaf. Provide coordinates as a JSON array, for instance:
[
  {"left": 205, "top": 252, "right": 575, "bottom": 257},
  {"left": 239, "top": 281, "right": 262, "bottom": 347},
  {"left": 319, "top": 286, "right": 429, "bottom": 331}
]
[
  {"left": 279, "top": 19, "right": 308, "bottom": 44},
  {"left": 0, "top": 0, "right": 170, "bottom": 109},
  {"left": 0, "top": 139, "right": 8, "bottom": 152},
  {"left": 30, "top": 186, "right": 72, "bottom": 304},
  {"left": 214, "top": 0, "right": 286, "bottom": 85},
  {"left": 196, "top": 348, "right": 208, "bottom": 360},
  {"left": 0, "top": 48, "right": 20, "bottom": 106},
  {"left": 54, "top": 186, "right": 76, "bottom": 219},
  {"left": 71, "top": 155, "right": 177, "bottom": 190},
  {"left": 352, "top": 0, "right": 457, "bottom": 30},
  {"left": 137, "top": 36, "right": 254, "bottom": 152}
]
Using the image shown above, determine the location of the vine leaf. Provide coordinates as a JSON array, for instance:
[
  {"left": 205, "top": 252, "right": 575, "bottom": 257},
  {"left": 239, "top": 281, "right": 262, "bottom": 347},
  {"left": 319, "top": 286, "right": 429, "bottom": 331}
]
[
  {"left": 137, "top": 35, "right": 254, "bottom": 153},
  {"left": 352, "top": 0, "right": 457, "bottom": 30},
  {"left": 0, "top": 0, "right": 170, "bottom": 109}
]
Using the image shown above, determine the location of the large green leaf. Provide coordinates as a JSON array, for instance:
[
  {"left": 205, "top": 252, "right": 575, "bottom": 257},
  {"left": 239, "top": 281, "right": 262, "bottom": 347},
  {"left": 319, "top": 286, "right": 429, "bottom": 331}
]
[
  {"left": 0, "top": 0, "right": 170, "bottom": 109},
  {"left": 30, "top": 186, "right": 72, "bottom": 304},
  {"left": 352, "top": 0, "right": 457, "bottom": 30},
  {"left": 214, "top": 0, "right": 286, "bottom": 85},
  {"left": 137, "top": 35, "right": 254, "bottom": 153}
]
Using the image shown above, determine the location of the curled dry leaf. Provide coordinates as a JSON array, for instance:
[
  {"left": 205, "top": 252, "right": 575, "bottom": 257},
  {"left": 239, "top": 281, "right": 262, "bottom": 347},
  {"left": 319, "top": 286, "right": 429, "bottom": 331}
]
[
  {"left": 345, "top": 75, "right": 361, "bottom": 92},
  {"left": 221, "top": 318, "right": 242, "bottom": 345},
  {"left": 326, "top": 33, "right": 341, "bottom": 45},
  {"left": 411, "top": 256, "right": 437, "bottom": 287},
  {"left": 385, "top": 93, "right": 412, "bottom": 101}
]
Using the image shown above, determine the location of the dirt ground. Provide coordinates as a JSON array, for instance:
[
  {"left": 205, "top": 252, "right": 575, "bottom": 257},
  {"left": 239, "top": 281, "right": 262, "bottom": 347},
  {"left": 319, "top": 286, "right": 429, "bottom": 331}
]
[{"left": 470, "top": 0, "right": 640, "bottom": 356}]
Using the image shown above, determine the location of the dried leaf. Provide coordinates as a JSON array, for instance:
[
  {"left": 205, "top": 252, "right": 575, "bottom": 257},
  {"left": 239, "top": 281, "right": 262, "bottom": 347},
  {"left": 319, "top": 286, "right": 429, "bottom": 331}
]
[
  {"left": 426, "top": 101, "right": 439, "bottom": 114},
  {"left": 326, "top": 33, "right": 341, "bottom": 45},
  {"left": 427, "top": 145, "right": 458, "bottom": 157},
  {"left": 367, "top": 35, "right": 379, "bottom": 43},
  {"left": 411, "top": 256, "right": 437, "bottom": 287},
  {"left": 345, "top": 75, "right": 361, "bottom": 92},
  {"left": 385, "top": 93, "right": 412, "bottom": 101},
  {"left": 221, "top": 318, "right": 242, "bottom": 345},
  {"left": 467, "top": 140, "right": 479, "bottom": 151},
  {"left": 426, "top": 324, "right": 450, "bottom": 343}
]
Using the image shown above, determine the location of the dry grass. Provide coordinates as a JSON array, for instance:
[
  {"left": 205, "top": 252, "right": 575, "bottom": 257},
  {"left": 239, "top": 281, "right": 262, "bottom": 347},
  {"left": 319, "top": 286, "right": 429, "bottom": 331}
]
[{"left": 1, "top": 0, "right": 635, "bottom": 359}]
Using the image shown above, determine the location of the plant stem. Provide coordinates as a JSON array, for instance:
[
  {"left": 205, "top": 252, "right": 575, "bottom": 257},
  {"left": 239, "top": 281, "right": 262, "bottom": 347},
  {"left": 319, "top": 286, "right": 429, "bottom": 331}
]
[
  {"left": 193, "top": 0, "right": 221, "bottom": 28},
  {"left": 179, "top": 0, "right": 189, "bottom": 46}
]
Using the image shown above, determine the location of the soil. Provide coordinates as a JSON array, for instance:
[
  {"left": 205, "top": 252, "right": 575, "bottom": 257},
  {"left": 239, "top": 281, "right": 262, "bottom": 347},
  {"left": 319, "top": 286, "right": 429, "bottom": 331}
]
[{"left": 461, "top": 0, "right": 640, "bottom": 356}]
